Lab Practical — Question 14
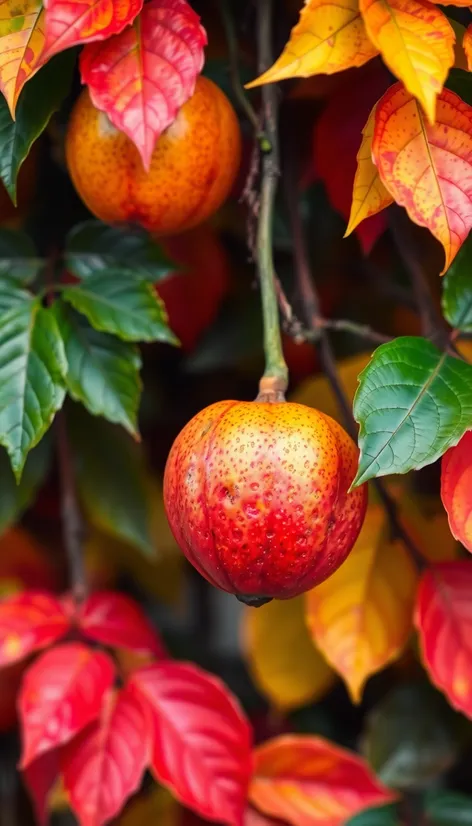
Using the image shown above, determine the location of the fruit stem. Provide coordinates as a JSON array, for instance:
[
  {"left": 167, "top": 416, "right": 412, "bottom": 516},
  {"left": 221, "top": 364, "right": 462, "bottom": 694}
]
[{"left": 255, "top": 0, "right": 288, "bottom": 403}]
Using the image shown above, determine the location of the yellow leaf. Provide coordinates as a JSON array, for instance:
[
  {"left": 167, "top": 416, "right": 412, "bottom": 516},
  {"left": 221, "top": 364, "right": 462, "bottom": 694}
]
[
  {"left": 345, "top": 104, "right": 394, "bottom": 236},
  {"left": 360, "top": 0, "right": 455, "bottom": 123},
  {"left": 398, "top": 489, "right": 459, "bottom": 563},
  {"left": 0, "top": 0, "right": 45, "bottom": 117},
  {"left": 118, "top": 785, "right": 179, "bottom": 826},
  {"left": 290, "top": 351, "right": 372, "bottom": 425},
  {"left": 305, "top": 502, "right": 417, "bottom": 702},
  {"left": 245, "top": 0, "right": 379, "bottom": 87},
  {"left": 242, "top": 595, "right": 335, "bottom": 710},
  {"left": 464, "top": 23, "right": 472, "bottom": 70}
]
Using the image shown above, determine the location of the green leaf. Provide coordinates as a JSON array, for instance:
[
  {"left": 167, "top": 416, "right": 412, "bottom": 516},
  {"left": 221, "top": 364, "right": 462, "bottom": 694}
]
[
  {"left": 65, "top": 220, "right": 175, "bottom": 281},
  {"left": 53, "top": 300, "right": 141, "bottom": 436},
  {"left": 0, "top": 229, "right": 43, "bottom": 283},
  {"left": 0, "top": 436, "right": 52, "bottom": 535},
  {"left": 61, "top": 272, "right": 178, "bottom": 344},
  {"left": 425, "top": 790, "right": 472, "bottom": 825},
  {"left": 352, "top": 337, "right": 472, "bottom": 486},
  {"left": 442, "top": 233, "right": 472, "bottom": 331},
  {"left": 0, "top": 300, "right": 67, "bottom": 479},
  {"left": 347, "top": 806, "right": 399, "bottom": 826},
  {"left": 0, "top": 51, "right": 75, "bottom": 203},
  {"left": 70, "top": 408, "right": 154, "bottom": 557},
  {"left": 362, "top": 683, "right": 459, "bottom": 791},
  {"left": 0, "top": 279, "right": 33, "bottom": 312}
]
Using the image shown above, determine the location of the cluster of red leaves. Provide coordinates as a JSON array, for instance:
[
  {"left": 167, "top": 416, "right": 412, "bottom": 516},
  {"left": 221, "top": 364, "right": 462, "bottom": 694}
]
[{"left": 0, "top": 588, "right": 395, "bottom": 826}]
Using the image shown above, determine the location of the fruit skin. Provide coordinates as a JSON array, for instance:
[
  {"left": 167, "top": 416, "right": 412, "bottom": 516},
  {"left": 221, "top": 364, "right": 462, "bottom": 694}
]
[
  {"left": 157, "top": 226, "right": 230, "bottom": 352},
  {"left": 65, "top": 77, "right": 242, "bottom": 236},
  {"left": 164, "top": 400, "right": 367, "bottom": 601}
]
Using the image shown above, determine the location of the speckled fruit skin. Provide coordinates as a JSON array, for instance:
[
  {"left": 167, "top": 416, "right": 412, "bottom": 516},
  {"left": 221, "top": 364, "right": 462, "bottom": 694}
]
[
  {"left": 65, "top": 77, "right": 242, "bottom": 236},
  {"left": 163, "top": 400, "right": 367, "bottom": 601}
]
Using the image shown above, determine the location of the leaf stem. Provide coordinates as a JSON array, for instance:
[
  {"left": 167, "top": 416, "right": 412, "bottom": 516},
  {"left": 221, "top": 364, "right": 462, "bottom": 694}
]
[
  {"left": 255, "top": 0, "right": 288, "bottom": 401},
  {"left": 56, "top": 408, "right": 88, "bottom": 603}
]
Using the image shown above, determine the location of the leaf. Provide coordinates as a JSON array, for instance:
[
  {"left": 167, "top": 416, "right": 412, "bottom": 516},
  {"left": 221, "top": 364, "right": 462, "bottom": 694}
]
[
  {"left": 0, "top": 591, "right": 69, "bottom": 668},
  {"left": 464, "top": 25, "right": 472, "bottom": 70},
  {"left": 345, "top": 104, "right": 393, "bottom": 236},
  {"left": 76, "top": 591, "right": 166, "bottom": 658},
  {"left": 0, "top": 228, "right": 43, "bottom": 283},
  {"left": 53, "top": 301, "right": 141, "bottom": 437},
  {"left": 0, "top": 437, "right": 52, "bottom": 535},
  {"left": 359, "top": 0, "right": 454, "bottom": 123},
  {"left": 19, "top": 641, "right": 116, "bottom": 767},
  {"left": 347, "top": 807, "right": 399, "bottom": 826},
  {"left": 442, "top": 232, "right": 472, "bottom": 330},
  {"left": 441, "top": 430, "right": 472, "bottom": 552},
  {"left": 130, "top": 661, "right": 252, "bottom": 826},
  {"left": 0, "top": 0, "right": 45, "bottom": 118},
  {"left": 425, "top": 790, "right": 472, "bottom": 825},
  {"left": 0, "top": 300, "right": 67, "bottom": 480},
  {"left": 372, "top": 82, "right": 472, "bottom": 273},
  {"left": 71, "top": 410, "right": 154, "bottom": 556},
  {"left": 352, "top": 336, "right": 472, "bottom": 486},
  {"left": 80, "top": 0, "right": 207, "bottom": 170},
  {"left": 242, "top": 596, "right": 335, "bottom": 711},
  {"left": 305, "top": 502, "right": 417, "bottom": 703},
  {"left": 23, "top": 751, "right": 60, "bottom": 826},
  {"left": 0, "top": 278, "right": 32, "bottom": 312},
  {"left": 62, "top": 272, "right": 177, "bottom": 344},
  {"left": 363, "top": 682, "right": 460, "bottom": 789},
  {"left": 61, "top": 683, "right": 150, "bottom": 826},
  {"left": 42, "top": 0, "right": 143, "bottom": 62},
  {"left": 414, "top": 561, "right": 472, "bottom": 717},
  {"left": 249, "top": 734, "right": 396, "bottom": 826},
  {"left": 246, "top": 0, "right": 378, "bottom": 86},
  {"left": 65, "top": 220, "right": 174, "bottom": 281},
  {"left": 0, "top": 49, "right": 75, "bottom": 203}
]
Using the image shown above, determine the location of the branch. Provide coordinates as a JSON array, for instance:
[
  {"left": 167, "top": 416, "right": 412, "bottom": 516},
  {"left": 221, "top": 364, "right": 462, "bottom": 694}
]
[{"left": 56, "top": 411, "right": 88, "bottom": 603}]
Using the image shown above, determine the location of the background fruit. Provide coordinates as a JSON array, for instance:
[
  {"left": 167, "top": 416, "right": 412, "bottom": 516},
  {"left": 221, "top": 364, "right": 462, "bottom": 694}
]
[
  {"left": 164, "top": 400, "right": 367, "bottom": 602},
  {"left": 66, "top": 77, "right": 242, "bottom": 236}
]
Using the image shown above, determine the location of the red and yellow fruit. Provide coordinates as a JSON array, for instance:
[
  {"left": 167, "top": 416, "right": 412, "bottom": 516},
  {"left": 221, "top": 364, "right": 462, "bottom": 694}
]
[
  {"left": 164, "top": 400, "right": 367, "bottom": 603},
  {"left": 65, "top": 77, "right": 241, "bottom": 236}
]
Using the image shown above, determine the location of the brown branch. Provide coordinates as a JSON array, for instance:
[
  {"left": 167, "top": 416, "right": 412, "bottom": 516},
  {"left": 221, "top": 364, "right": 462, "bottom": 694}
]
[{"left": 56, "top": 411, "right": 88, "bottom": 603}]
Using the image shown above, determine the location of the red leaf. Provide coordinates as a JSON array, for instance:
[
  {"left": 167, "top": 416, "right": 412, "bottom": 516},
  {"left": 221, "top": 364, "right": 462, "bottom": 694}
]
[
  {"left": 76, "top": 591, "right": 166, "bottom": 658},
  {"left": 415, "top": 561, "right": 472, "bottom": 717},
  {"left": 23, "top": 750, "right": 60, "bottom": 826},
  {"left": 130, "top": 661, "right": 252, "bottom": 826},
  {"left": 441, "top": 430, "right": 472, "bottom": 552},
  {"left": 0, "top": 591, "right": 70, "bottom": 668},
  {"left": 42, "top": 0, "right": 143, "bottom": 62},
  {"left": 80, "top": 0, "right": 207, "bottom": 170},
  {"left": 19, "top": 642, "right": 115, "bottom": 768},
  {"left": 61, "top": 683, "right": 149, "bottom": 826},
  {"left": 250, "top": 735, "right": 395, "bottom": 826}
]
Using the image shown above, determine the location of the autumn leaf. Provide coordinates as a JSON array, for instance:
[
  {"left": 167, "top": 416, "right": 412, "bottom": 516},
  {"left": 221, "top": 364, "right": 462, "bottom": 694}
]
[
  {"left": 306, "top": 502, "right": 417, "bottom": 702},
  {"left": 0, "top": 590, "right": 69, "bottom": 668},
  {"left": 61, "top": 683, "right": 150, "bottom": 826},
  {"left": 75, "top": 590, "right": 167, "bottom": 658},
  {"left": 242, "top": 596, "right": 335, "bottom": 711},
  {"left": 80, "top": 0, "right": 207, "bottom": 170},
  {"left": 464, "top": 24, "right": 472, "bottom": 70},
  {"left": 246, "top": 0, "right": 379, "bottom": 87},
  {"left": 415, "top": 561, "right": 472, "bottom": 717},
  {"left": 345, "top": 104, "right": 393, "bottom": 237},
  {"left": 19, "top": 642, "right": 115, "bottom": 768},
  {"left": 359, "top": 0, "right": 454, "bottom": 123},
  {"left": 42, "top": 0, "right": 143, "bottom": 62},
  {"left": 130, "top": 661, "right": 252, "bottom": 826},
  {"left": 372, "top": 82, "right": 472, "bottom": 273},
  {"left": 441, "top": 430, "right": 472, "bottom": 552},
  {"left": 23, "top": 751, "right": 59, "bottom": 826},
  {"left": 0, "top": 0, "right": 46, "bottom": 117},
  {"left": 249, "top": 734, "right": 396, "bottom": 826}
]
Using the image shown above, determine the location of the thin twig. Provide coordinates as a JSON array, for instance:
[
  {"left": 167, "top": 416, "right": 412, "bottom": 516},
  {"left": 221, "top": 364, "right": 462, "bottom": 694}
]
[
  {"left": 314, "top": 317, "right": 391, "bottom": 344},
  {"left": 56, "top": 411, "right": 88, "bottom": 603}
]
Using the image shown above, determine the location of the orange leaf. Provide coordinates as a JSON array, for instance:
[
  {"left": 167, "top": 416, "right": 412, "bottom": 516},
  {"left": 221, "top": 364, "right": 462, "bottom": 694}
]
[
  {"left": 415, "top": 561, "right": 472, "bottom": 717},
  {"left": 372, "top": 82, "right": 472, "bottom": 273},
  {"left": 245, "top": 0, "right": 379, "bottom": 87},
  {"left": 345, "top": 104, "right": 393, "bottom": 236},
  {"left": 464, "top": 23, "right": 472, "bottom": 70},
  {"left": 441, "top": 430, "right": 472, "bottom": 552},
  {"left": 42, "top": 0, "right": 143, "bottom": 62},
  {"left": 0, "top": 0, "right": 46, "bottom": 117},
  {"left": 305, "top": 502, "right": 417, "bottom": 702},
  {"left": 359, "top": 0, "right": 454, "bottom": 123},
  {"left": 249, "top": 734, "right": 396, "bottom": 826}
]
